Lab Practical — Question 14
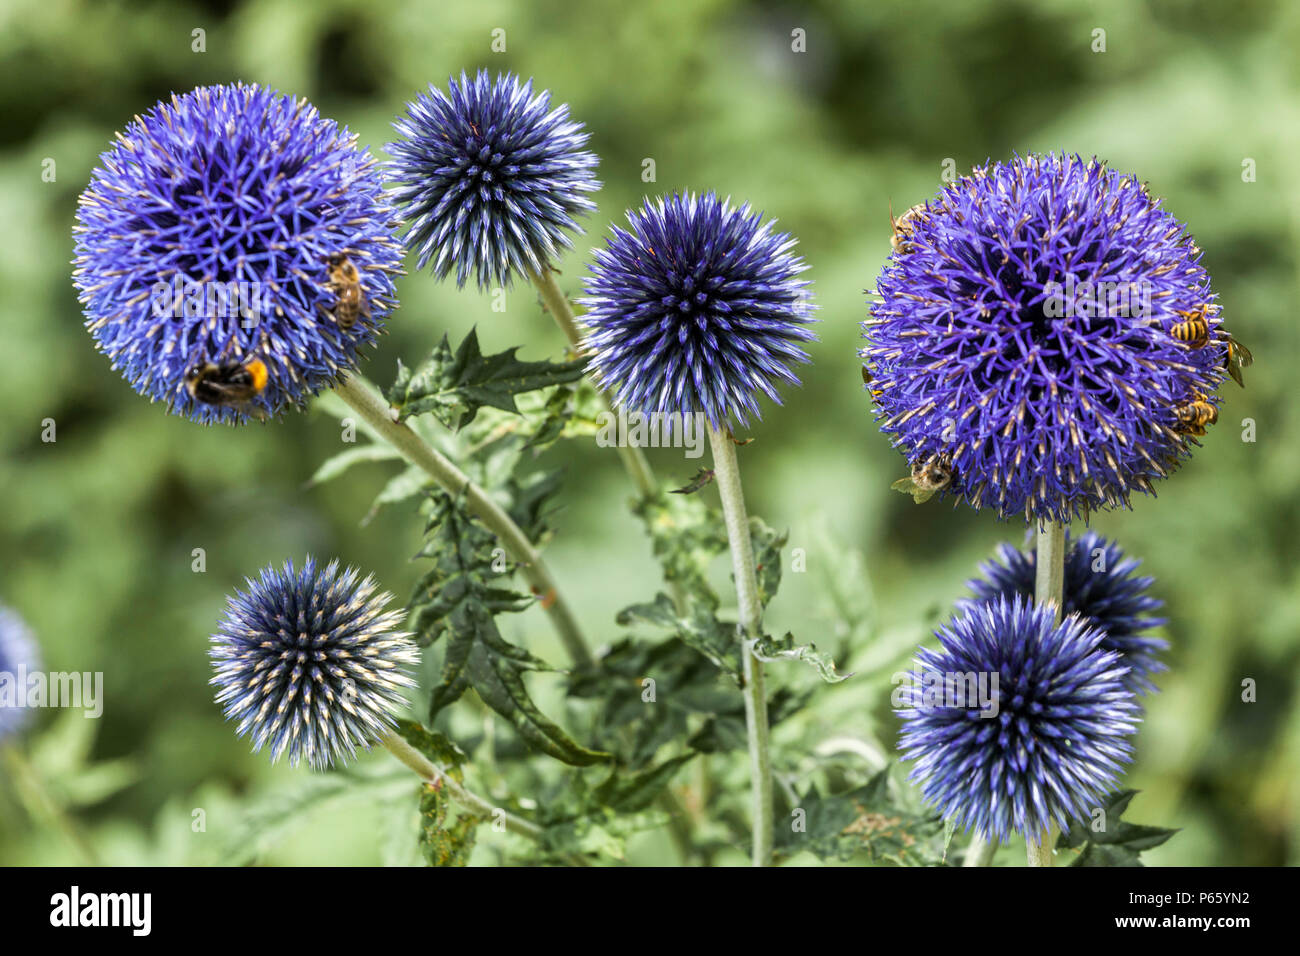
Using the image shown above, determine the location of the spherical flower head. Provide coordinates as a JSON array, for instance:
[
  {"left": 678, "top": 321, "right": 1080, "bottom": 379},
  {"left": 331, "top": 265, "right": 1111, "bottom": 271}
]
[
  {"left": 898, "top": 595, "right": 1140, "bottom": 843},
  {"left": 387, "top": 70, "right": 599, "bottom": 290},
  {"left": 210, "top": 557, "right": 419, "bottom": 770},
  {"left": 580, "top": 191, "right": 816, "bottom": 430},
  {"left": 864, "top": 153, "right": 1225, "bottom": 522},
  {"left": 0, "top": 606, "right": 40, "bottom": 742},
  {"left": 73, "top": 83, "right": 404, "bottom": 424},
  {"left": 957, "top": 530, "right": 1168, "bottom": 695}
]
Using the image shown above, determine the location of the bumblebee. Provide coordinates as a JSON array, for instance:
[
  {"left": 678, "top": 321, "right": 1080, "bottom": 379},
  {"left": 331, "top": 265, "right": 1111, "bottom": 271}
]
[
  {"left": 889, "top": 202, "right": 926, "bottom": 254},
  {"left": 891, "top": 453, "right": 954, "bottom": 504},
  {"left": 325, "top": 253, "right": 370, "bottom": 330},
  {"left": 1222, "top": 333, "right": 1253, "bottom": 388},
  {"left": 184, "top": 357, "right": 268, "bottom": 417},
  {"left": 1169, "top": 307, "right": 1211, "bottom": 348},
  {"left": 1172, "top": 391, "right": 1217, "bottom": 437}
]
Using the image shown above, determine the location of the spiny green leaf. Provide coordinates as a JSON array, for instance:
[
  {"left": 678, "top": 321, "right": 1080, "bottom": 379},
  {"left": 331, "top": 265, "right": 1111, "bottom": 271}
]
[
  {"left": 1057, "top": 790, "right": 1179, "bottom": 866},
  {"left": 751, "top": 631, "right": 852, "bottom": 683},
  {"left": 387, "top": 328, "right": 586, "bottom": 429},
  {"left": 392, "top": 719, "right": 468, "bottom": 783},
  {"left": 777, "top": 766, "right": 944, "bottom": 866},
  {"left": 411, "top": 491, "right": 609, "bottom": 767},
  {"left": 750, "top": 516, "right": 788, "bottom": 609},
  {"left": 592, "top": 753, "right": 696, "bottom": 813},
  {"left": 418, "top": 782, "right": 481, "bottom": 867},
  {"left": 631, "top": 491, "right": 728, "bottom": 611}
]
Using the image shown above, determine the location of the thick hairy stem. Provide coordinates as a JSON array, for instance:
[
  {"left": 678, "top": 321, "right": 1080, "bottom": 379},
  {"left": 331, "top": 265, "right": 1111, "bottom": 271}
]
[
  {"left": 333, "top": 373, "right": 591, "bottom": 667},
  {"left": 528, "top": 264, "right": 660, "bottom": 502},
  {"left": 964, "top": 835, "right": 998, "bottom": 867},
  {"left": 707, "top": 426, "right": 773, "bottom": 866},
  {"left": 1027, "top": 519, "right": 1067, "bottom": 868}
]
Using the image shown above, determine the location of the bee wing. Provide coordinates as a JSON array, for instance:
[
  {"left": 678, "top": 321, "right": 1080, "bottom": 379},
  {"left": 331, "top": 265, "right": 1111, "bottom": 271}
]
[{"left": 1232, "top": 338, "right": 1253, "bottom": 367}]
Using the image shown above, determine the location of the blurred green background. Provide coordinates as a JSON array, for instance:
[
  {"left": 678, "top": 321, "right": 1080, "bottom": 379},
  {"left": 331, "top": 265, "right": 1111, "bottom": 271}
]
[{"left": 1, "top": 0, "right": 1297, "bottom": 865}]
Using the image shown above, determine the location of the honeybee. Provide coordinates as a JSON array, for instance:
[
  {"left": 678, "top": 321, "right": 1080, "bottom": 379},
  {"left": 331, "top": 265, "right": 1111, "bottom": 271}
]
[
  {"left": 889, "top": 201, "right": 926, "bottom": 254},
  {"left": 1172, "top": 391, "right": 1217, "bottom": 437},
  {"left": 1169, "top": 306, "right": 1210, "bottom": 348},
  {"left": 184, "top": 357, "right": 269, "bottom": 418},
  {"left": 325, "top": 253, "right": 369, "bottom": 330},
  {"left": 1222, "top": 333, "right": 1253, "bottom": 388},
  {"left": 891, "top": 453, "right": 954, "bottom": 504}
]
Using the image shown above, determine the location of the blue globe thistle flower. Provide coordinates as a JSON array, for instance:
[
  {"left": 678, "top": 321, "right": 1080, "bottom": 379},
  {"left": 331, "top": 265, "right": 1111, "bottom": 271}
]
[
  {"left": 0, "top": 606, "right": 40, "bottom": 742},
  {"left": 864, "top": 153, "right": 1225, "bottom": 522},
  {"left": 957, "top": 530, "right": 1167, "bottom": 695},
  {"left": 210, "top": 558, "right": 419, "bottom": 770},
  {"left": 897, "top": 595, "right": 1139, "bottom": 843},
  {"left": 74, "top": 83, "right": 404, "bottom": 424},
  {"left": 387, "top": 70, "right": 599, "bottom": 289},
  {"left": 580, "top": 191, "right": 816, "bottom": 430}
]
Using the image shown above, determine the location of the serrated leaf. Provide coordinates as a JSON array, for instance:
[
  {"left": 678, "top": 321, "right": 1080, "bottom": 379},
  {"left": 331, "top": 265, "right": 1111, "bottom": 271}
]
[
  {"left": 616, "top": 593, "right": 741, "bottom": 679},
  {"left": 392, "top": 718, "right": 468, "bottom": 783},
  {"left": 1057, "top": 790, "right": 1179, "bottom": 866},
  {"left": 751, "top": 631, "right": 851, "bottom": 683},
  {"left": 539, "top": 808, "right": 670, "bottom": 862},
  {"left": 592, "top": 753, "right": 695, "bottom": 813},
  {"left": 631, "top": 491, "right": 728, "bottom": 611},
  {"left": 777, "top": 766, "right": 944, "bottom": 866},
  {"left": 411, "top": 491, "right": 609, "bottom": 768},
  {"left": 750, "top": 517, "right": 788, "bottom": 608},
  {"left": 388, "top": 328, "right": 586, "bottom": 429},
  {"left": 362, "top": 465, "right": 428, "bottom": 525},
  {"left": 418, "top": 782, "right": 481, "bottom": 867}
]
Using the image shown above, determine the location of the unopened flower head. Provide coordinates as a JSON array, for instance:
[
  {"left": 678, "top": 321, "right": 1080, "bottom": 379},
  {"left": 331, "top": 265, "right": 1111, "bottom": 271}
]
[
  {"left": 898, "top": 595, "right": 1140, "bottom": 842},
  {"left": 74, "top": 83, "right": 403, "bottom": 424},
  {"left": 0, "top": 605, "right": 40, "bottom": 742},
  {"left": 864, "top": 153, "right": 1224, "bottom": 522},
  {"left": 580, "top": 191, "right": 816, "bottom": 430},
  {"left": 387, "top": 70, "right": 599, "bottom": 289},
  {"left": 958, "top": 530, "right": 1167, "bottom": 694},
  {"left": 209, "top": 558, "right": 419, "bottom": 770}
]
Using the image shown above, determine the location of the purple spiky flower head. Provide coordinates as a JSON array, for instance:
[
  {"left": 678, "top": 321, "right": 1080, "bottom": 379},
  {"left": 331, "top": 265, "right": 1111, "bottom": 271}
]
[
  {"left": 897, "top": 595, "right": 1139, "bottom": 843},
  {"left": 957, "top": 530, "right": 1167, "bottom": 695},
  {"left": 73, "top": 83, "right": 404, "bottom": 425},
  {"left": 580, "top": 191, "right": 816, "bottom": 430},
  {"left": 864, "top": 153, "right": 1225, "bottom": 522},
  {"left": 387, "top": 70, "right": 600, "bottom": 290},
  {"left": 210, "top": 557, "right": 419, "bottom": 770},
  {"left": 0, "top": 605, "right": 40, "bottom": 742}
]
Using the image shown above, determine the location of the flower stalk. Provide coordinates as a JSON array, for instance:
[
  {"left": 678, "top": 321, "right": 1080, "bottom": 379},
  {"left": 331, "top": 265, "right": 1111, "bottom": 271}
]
[
  {"left": 1028, "top": 519, "right": 1067, "bottom": 867},
  {"left": 380, "top": 730, "right": 543, "bottom": 841},
  {"left": 707, "top": 426, "right": 774, "bottom": 866},
  {"left": 332, "top": 372, "right": 592, "bottom": 668},
  {"left": 528, "top": 264, "right": 660, "bottom": 503}
]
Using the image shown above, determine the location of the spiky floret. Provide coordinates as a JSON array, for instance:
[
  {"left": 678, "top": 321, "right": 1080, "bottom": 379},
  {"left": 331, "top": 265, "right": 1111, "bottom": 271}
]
[
  {"left": 0, "top": 606, "right": 40, "bottom": 742},
  {"left": 387, "top": 70, "right": 600, "bottom": 289},
  {"left": 580, "top": 191, "right": 816, "bottom": 429},
  {"left": 73, "top": 83, "right": 403, "bottom": 424},
  {"left": 864, "top": 153, "right": 1224, "bottom": 522},
  {"left": 957, "top": 530, "right": 1168, "bottom": 695},
  {"left": 209, "top": 558, "right": 418, "bottom": 770},
  {"left": 897, "top": 595, "right": 1140, "bottom": 842}
]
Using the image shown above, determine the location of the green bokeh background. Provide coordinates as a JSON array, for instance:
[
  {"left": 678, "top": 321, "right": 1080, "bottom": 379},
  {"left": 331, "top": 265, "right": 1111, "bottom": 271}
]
[{"left": 1, "top": 0, "right": 1297, "bottom": 865}]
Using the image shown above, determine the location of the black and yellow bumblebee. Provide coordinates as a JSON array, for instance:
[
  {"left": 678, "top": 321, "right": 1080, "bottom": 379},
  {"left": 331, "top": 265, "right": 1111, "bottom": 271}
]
[
  {"left": 184, "top": 357, "right": 269, "bottom": 418},
  {"left": 1172, "top": 391, "right": 1218, "bottom": 437},
  {"left": 1169, "top": 307, "right": 1211, "bottom": 348}
]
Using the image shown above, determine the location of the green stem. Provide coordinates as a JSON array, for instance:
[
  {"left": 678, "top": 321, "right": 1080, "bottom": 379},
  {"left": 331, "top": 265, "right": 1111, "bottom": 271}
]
[
  {"left": 964, "top": 835, "right": 998, "bottom": 867},
  {"left": 707, "top": 426, "right": 774, "bottom": 867},
  {"left": 1027, "top": 519, "right": 1067, "bottom": 868},
  {"left": 527, "top": 264, "right": 660, "bottom": 502},
  {"left": 380, "top": 730, "right": 542, "bottom": 841},
  {"left": 3, "top": 744, "right": 98, "bottom": 865},
  {"left": 333, "top": 373, "right": 592, "bottom": 668}
]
